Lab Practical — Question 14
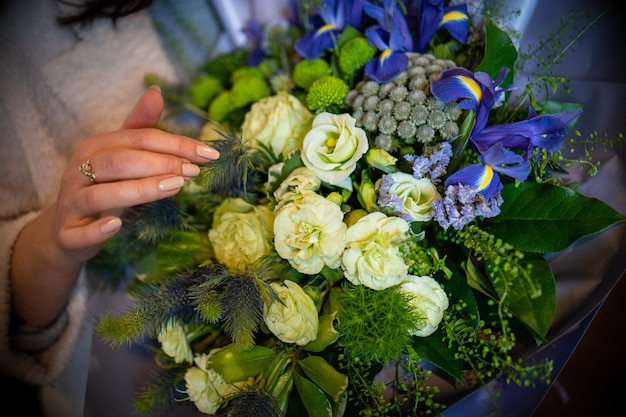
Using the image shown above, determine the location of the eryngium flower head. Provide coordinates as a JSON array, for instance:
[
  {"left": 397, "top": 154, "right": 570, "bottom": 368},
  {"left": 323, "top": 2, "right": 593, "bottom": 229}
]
[{"left": 346, "top": 52, "right": 462, "bottom": 151}]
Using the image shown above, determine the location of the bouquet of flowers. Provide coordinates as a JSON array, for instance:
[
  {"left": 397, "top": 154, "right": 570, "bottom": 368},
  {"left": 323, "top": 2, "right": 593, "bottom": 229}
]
[{"left": 92, "top": 0, "right": 624, "bottom": 416}]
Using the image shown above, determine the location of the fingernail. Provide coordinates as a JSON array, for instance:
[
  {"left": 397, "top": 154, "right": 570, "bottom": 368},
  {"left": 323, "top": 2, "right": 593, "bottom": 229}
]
[
  {"left": 196, "top": 144, "right": 220, "bottom": 160},
  {"left": 100, "top": 217, "right": 122, "bottom": 234},
  {"left": 148, "top": 84, "right": 161, "bottom": 93},
  {"left": 159, "top": 176, "right": 185, "bottom": 191},
  {"left": 182, "top": 163, "right": 200, "bottom": 177}
]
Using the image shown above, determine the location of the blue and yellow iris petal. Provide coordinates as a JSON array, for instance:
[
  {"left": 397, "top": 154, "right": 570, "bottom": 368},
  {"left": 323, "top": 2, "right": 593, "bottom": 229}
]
[
  {"left": 480, "top": 142, "right": 530, "bottom": 182},
  {"left": 445, "top": 163, "right": 503, "bottom": 199},
  {"left": 295, "top": 28, "right": 339, "bottom": 59},
  {"left": 364, "top": 49, "right": 409, "bottom": 83},
  {"left": 439, "top": 5, "right": 469, "bottom": 44},
  {"left": 363, "top": 21, "right": 411, "bottom": 83},
  {"left": 430, "top": 69, "right": 482, "bottom": 110}
]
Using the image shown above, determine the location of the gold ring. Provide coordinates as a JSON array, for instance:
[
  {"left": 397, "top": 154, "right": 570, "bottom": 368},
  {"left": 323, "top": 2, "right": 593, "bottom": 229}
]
[{"left": 78, "top": 158, "right": 97, "bottom": 183}]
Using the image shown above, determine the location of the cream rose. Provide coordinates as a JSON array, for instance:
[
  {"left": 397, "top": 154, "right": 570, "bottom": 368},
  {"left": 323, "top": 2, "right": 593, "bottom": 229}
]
[
  {"left": 264, "top": 280, "right": 319, "bottom": 346},
  {"left": 158, "top": 320, "right": 194, "bottom": 364},
  {"left": 341, "top": 212, "right": 410, "bottom": 290},
  {"left": 184, "top": 354, "right": 236, "bottom": 414},
  {"left": 208, "top": 197, "right": 274, "bottom": 272},
  {"left": 301, "top": 112, "right": 369, "bottom": 186},
  {"left": 399, "top": 275, "right": 449, "bottom": 337},
  {"left": 273, "top": 166, "right": 322, "bottom": 210},
  {"left": 241, "top": 91, "right": 313, "bottom": 158},
  {"left": 377, "top": 172, "right": 440, "bottom": 222},
  {"left": 274, "top": 193, "right": 347, "bottom": 275}
]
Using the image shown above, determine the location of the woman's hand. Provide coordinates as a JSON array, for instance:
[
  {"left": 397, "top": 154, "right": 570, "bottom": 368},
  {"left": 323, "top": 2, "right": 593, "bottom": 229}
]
[{"left": 10, "top": 86, "right": 219, "bottom": 328}]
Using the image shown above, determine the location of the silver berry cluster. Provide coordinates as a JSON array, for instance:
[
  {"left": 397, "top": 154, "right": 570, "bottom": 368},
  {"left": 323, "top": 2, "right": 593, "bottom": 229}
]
[{"left": 345, "top": 53, "right": 463, "bottom": 152}]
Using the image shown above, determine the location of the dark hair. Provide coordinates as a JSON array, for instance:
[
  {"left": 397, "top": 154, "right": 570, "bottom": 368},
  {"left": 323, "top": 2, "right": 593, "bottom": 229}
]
[{"left": 56, "top": 0, "right": 154, "bottom": 26}]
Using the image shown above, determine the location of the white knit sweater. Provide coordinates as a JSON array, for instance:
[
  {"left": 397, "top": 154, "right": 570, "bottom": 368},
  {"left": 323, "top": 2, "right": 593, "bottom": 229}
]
[{"left": 0, "top": 0, "right": 179, "bottom": 389}]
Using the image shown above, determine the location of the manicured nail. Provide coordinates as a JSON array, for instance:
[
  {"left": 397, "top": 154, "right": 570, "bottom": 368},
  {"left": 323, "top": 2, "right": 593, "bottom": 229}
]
[
  {"left": 182, "top": 163, "right": 200, "bottom": 177},
  {"left": 159, "top": 176, "right": 185, "bottom": 191},
  {"left": 100, "top": 217, "right": 122, "bottom": 234},
  {"left": 196, "top": 144, "right": 220, "bottom": 160},
  {"left": 148, "top": 84, "right": 161, "bottom": 93}
]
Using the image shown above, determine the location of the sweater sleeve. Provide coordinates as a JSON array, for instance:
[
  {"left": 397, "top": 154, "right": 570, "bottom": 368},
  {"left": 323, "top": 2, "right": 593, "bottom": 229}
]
[{"left": 0, "top": 212, "right": 89, "bottom": 385}]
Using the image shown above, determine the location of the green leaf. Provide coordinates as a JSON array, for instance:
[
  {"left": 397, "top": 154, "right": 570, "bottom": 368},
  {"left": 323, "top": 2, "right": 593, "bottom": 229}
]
[
  {"left": 412, "top": 330, "right": 463, "bottom": 381},
  {"left": 483, "top": 182, "right": 625, "bottom": 253},
  {"left": 293, "top": 371, "right": 333, "bottom": 417},
  {"left": 463, "top": 256, "right": 496, "bottom": 299},
  {"left": 298, "top": 356, "right": 348, "bottom": 403},
  {"left": 209, "top": 343, "right": 276, "bottom": 383},
  {"left": 536, "top": 100, "right": 584, "bottom": 115},
  {"left": 475, "top": 21, "right": 517, "bottom": 87},
  {"left": 303, "top": 313, "right": 339, "bottom": 352},
  {"left": 487, "top": 253, "right": 556, "bottom": 338},
  {"left": 134, "top": 249, "right": 166, "bottom": 283},
  {"left": 445, "top": 261, "right": 480, "bottom": 327},
  {"left": 271, "top": 366, "right": 294, "bottom": 414},
  {"left": 448, "top": 110, "right": 475, "bottom": 173}
]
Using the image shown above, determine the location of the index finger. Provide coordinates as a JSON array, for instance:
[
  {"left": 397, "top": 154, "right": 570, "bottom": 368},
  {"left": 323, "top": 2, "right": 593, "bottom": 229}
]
[{"left": 84, "top": 128, "right": 220, "bottom": 163}]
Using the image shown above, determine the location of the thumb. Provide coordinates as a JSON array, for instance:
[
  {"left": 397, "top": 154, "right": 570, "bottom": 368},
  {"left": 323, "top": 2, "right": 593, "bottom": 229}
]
[{"left": 121, "top": 85, "right": 164, "bottom": 129}]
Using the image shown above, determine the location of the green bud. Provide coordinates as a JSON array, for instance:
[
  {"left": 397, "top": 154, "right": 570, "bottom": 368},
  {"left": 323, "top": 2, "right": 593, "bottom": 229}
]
[
  {"left": 355, "top": 170, "right": 378, "bottom": 212},
  {"left": 326, "top": 192, "right": 344, "bottom": 206},
  {"left": 366, "top": 148, "right": 397, "bottom": 173}
]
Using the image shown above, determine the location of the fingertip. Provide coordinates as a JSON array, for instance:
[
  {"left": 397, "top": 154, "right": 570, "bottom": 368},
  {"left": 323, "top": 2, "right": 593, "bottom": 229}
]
[
  {"left": 147, "top": 84, "right": 162, "bottom": 94},
  {"left": 122, "top": 86, "right": 164, "bottom": 129},
  {"left": 100, "top": 217, "right": 122, "bottom": 235},
  {"left": 196, "top": 144, "right": 220, "bottom": 160}
]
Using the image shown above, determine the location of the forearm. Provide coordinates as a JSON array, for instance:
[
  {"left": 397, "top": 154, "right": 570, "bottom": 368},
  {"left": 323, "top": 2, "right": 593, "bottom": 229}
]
[{"left": 10, "top": 206, "right": 83, "bottom": 329}]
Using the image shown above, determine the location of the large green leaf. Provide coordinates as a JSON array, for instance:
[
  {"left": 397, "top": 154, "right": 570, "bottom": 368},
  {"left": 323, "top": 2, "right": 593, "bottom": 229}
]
[
  {"left": 209, "top": 344, "right": 276, "bottom": 383},
  {"left": 486, "top": 253, "right": 556, "bottom": 338},
  {"left": 293, "top": 372, "right": 333, "bottom": 417},
  {"left": 475, "top": 21, "right": 517, "bottom": 87},
  {"left": 412, "top": 330, "right": 463, "bottom": 381},
  {"left": 483, "top": 182, "right": 625, "bottom": 253},
  {"left": 298, "top": 356, "right": 348, "bottom": 403}
]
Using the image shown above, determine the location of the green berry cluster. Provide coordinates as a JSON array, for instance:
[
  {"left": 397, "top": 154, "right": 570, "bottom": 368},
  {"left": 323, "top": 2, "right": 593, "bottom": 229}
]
[{"left": 442, "top": 300, "right": 553, "bottom": 393}]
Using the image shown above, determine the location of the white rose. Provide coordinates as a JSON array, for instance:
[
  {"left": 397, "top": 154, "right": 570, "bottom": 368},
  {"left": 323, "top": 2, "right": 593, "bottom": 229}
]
[
  {"left": 341, "top": 212, "right": 409, "bottom": 290},
  {"left": 184, "top": 354, "right": 236, "bottom": 414},
  {"left": 157, "top": 320, "right": 194, "bottom": 364},
  {"left": 264, "top": 280, "right": 319, "bottom": 345},
  {"left": 208, "top": 197, "right": 274, "bottom": 272},
  {"left": 274, "top": 193, "right": 347, "bottom": 275},
  {"left": 241, "top": 91, "right": 313, "bottom": 158},
  {"left": 377, "top": 172, "right": 440, "bottom": 222},
  {"left": 399, "top": 275, "right": 449, "bottom": 337},
  {"left": 301, "top": 112, "right": 369, "bottom": 185}
]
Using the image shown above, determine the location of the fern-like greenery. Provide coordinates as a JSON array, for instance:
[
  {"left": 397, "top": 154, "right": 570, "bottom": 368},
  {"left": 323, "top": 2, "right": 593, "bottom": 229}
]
[{"left": 335, "top": 283, "right": 424, "bottom": 364}]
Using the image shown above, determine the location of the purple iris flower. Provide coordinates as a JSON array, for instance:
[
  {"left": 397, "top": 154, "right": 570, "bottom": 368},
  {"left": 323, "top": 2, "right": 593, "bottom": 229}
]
[
  {"left": 294, "top": 0, "right": 365, "bottom": 59},
  {"left": 416, "top": 0, "right": 469, "bottom": 53},
  {"left": 363, "top": 24, "right": 410, "bottom": 83},
  {"left": 362, "top": 0, "right": 413, "bottom": 83},
  {"left": 363, "top": 0, "right": 413, "bottom": 51},
  {"left": 445, "top": 136, "right": 534, "bottom": 199},
  {"left": 346, "top": 0, "right": 366, "bottom": 30},
  {"left": 471, "top": 107, "right": 583, "bottom": 156},
  {"left": 242, "top": 19, "right": 264, "bottom": 66},
  {"left": 430, "top": 66, "right": 511, "bottom": 134}
]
